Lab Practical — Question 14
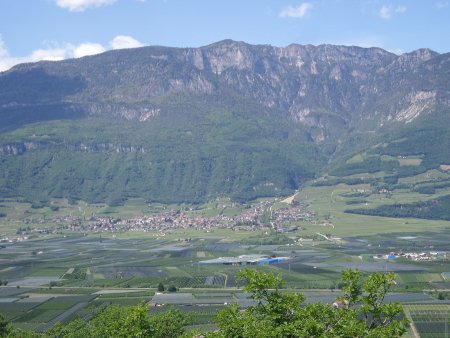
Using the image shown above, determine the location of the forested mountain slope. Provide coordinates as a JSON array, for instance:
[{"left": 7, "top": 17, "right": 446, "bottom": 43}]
[{"left": 0, "top": 40, "right": 449, "bottom": 205}]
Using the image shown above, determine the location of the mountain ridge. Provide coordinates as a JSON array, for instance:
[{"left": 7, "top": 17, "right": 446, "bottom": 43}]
[
  {"left": 3, "top": 41, "right": 447, "bottom": 137},
  {"left": 0, "top": 40, "right": 449, "bottom": 205}
]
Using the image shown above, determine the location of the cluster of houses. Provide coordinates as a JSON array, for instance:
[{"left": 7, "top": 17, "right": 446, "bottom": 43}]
[
  {"left": 199, "top": 254, "right": 290, "bottom": 266},
  {"left": 5, "top": 200, "right": 317, "bottom": 239},
  {"left": 0, "top": 235, "right": 29, "bottom": 243},
  {"left": 374, "top": 251, "right": 448, "bottom": 261},
  {"left": 271, "top": 206, "right": 316, "bottom": 231}
]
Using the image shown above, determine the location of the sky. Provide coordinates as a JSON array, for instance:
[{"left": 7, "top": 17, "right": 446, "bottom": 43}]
[{"left": 0, "top": 0, "right": 449, "bottom": 71}]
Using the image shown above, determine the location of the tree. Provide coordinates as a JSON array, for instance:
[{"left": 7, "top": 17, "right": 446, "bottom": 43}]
[
  {"left": 0, "top": 314, "right": 39, "bottom": 338},
  {"left": 207, "top": 268, "right": 408, "bottom": 338},
  {"left": 340, "top": 269, "right": 408, "bottom": 335},
  {"left": 157, "top": 282, "right": 165, "bottom": 292},
  {"left": 47, "top": 303, "right": 190, "bottom": 338},
  {"left": 0, "top": 314, "right": 10, "bottom": 337},
  {"left": 167, "top": 285, "right": 177, "bottom": 292},
  {"left": 149, "top": 308, "right": 190, "bottom": 338}
]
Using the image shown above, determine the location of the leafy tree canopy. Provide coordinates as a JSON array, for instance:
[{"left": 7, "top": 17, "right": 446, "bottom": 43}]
[
  {"left": 207, "top": 268, "right": 408, "bottom": 338},
  {"left": 47, "top": 303, "right": 189, "bottom": 338}
]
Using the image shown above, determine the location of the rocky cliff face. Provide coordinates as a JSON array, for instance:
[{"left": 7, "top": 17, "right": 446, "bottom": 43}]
[
  {"left": 0, "top": 141, "right": 145, "bottom": 156},
  {"left": 1, "top": 40, "right": 448, "bottom": 143}
]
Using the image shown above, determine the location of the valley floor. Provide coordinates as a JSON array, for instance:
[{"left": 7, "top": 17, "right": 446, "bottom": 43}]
[{"left": 2, "top": 180, "right": 450, "bottom": 335}]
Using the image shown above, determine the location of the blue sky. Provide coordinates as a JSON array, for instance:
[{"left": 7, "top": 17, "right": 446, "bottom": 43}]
[{"left": 0, "top": 0, "right": 449, "bottom": 71}]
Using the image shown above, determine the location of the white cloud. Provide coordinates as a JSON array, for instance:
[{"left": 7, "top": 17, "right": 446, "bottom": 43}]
[
  {"left": 73, "top": 43, "right": 106, "bottom": 57},
  {"left": 110, "top": 35, "right": 144, "bottom": 50},
  {"left": 1, "top": 36, "right": 70, "bottom": 71},
  {"left": 0, "top": 35, "right": 145, "bottom": 72},
  {"left": 379, "top": 4, "right": 407, "bottom": 19},
  {"left": 279, "top": 3, "right": 314, "bottom": 18},
  {"left": 379, "top": 5, "right": 392, "bottom": 19},
  {"left": 29, "top": 48, "right": 68, "bottom": 62},
  {"left": 55, "top": 0, "right": 117, "bottom": 12},
  {"left": 0, "top": 37, "right": 14, "bottom": 71}
]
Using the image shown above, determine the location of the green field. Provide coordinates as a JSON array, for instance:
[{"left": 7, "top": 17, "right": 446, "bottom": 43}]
[
  {"left": 404, "top": 304, "right": 450, "bottom": 338},
  {"left": 297, "top": 183, "right": 450, "bottom": 237}
]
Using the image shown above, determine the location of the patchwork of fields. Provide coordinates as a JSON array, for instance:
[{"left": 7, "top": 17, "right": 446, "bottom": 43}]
[
  {"left": 0, "top": 230, "right": 449, "bottom": 334},
  {"left": 2, "top": 178, "right": 450, "bottom": 335}
]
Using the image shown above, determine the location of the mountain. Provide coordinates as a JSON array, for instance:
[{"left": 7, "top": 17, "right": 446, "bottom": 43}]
[{"left": 0, "top": 40, "right": 449, "bottom": 205}]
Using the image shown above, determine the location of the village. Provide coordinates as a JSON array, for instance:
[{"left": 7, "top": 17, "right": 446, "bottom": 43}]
[
  {"left": 374, "top": 251, "right": 449, "bottom": 261},
  {"left": 9, "top": 201, "right": 316, "bottom": 237}
]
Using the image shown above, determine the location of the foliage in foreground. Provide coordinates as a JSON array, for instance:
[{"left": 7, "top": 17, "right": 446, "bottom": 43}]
[
  {"left": 46, "top": 304, "right": 189, "bottom": 338},
  {"left": 208, "top": 268, "right": 409, "bottom": 338},
  {"left": 0, "top": 315, "right": 37, "bottom": 338}
]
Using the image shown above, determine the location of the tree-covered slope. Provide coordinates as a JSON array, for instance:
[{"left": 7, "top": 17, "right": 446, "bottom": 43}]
[
  {"left": 329, "top": 108, "right": 450, "bottom": 178},
  {"left": 0, "top": 94, "right": 324, "bottom": 205}
]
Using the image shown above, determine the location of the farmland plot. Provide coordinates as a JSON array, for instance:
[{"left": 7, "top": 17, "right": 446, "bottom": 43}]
[
  {"left": 204, "top": 275, "right": 225, "bottom": 287},
  {"left": 90, "top": 266, "right": 164, "bottom": 278},
  {"left": 8, "top": 276, "right": 62, "bottom": 287},
  {"left": 0, "top": 302, "right": 38, "bottom": 320}
]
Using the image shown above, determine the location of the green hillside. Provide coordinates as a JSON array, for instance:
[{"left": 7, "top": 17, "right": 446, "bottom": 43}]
[
  {"left": 330, "top": 110, "right": 450, "bottom": 178},
  {"left": 0, "top": 93, "right": 324, "bottom": 205},
  {"left": 0, "top": 41, "right": 449, "bottom": 207}
]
